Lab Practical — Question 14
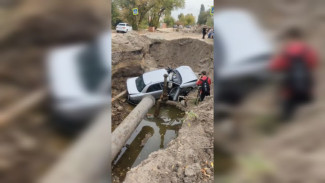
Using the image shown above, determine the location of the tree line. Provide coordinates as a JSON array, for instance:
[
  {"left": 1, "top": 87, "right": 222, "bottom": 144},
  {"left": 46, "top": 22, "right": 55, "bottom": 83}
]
[{"left": 112, "top": 1, "right": 213, "bottom": 30}]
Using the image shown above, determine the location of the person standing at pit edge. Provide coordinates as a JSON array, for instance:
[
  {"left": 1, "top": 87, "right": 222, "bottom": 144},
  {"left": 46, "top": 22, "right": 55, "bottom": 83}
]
[
  {"left": 196, "top": 71, "right": 211, "bottom": 101},
  {"left": 270, "top": 28, "right": 318, "bottom": 120},
  {"left": 202, "top": 27, "right": 207, "bottom": 39}
]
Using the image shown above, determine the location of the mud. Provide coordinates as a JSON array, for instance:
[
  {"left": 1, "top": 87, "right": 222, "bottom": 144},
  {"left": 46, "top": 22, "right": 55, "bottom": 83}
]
[{"left": 124, "top": 97, "right": 214, "bottom": 183}]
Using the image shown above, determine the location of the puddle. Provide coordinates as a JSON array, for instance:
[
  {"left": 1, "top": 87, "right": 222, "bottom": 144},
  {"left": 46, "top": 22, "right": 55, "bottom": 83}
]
[{"left": 112, "top": 105, "right": 185, "bottom": 183}]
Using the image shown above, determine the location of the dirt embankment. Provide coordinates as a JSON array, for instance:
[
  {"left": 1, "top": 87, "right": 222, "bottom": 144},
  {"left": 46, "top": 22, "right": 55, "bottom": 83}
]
[
  {"left": 111, "top": 32, "right": 214, "bottom": 182},
  {"left": 124, "top": 98, "right": 214, "bottom": 183},
  {"left": 111, "top": 32, "right": 214, "bottom": 130}
]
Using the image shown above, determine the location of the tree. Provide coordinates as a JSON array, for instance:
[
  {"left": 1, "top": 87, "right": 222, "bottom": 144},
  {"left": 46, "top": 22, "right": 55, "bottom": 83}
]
[
  {"left": 163, "top": 15, "right": 175, "bottom": 27},
  {"left": 177, "top": 13, "right": 185, "bottom": 25},
  {"left": 206, "top": 13, "right": 213, "bottom": 27},
  {"left": 117, "top": 0, "right": 156, "bottom": 30},
  {"left": 148, "top": 0, "right": 185, "bottom": 29},
  {"left": 184, "top": 14, "right": 195, "bottom": 26},
  {"left": 112, "top": 0, "right": 123, "bottom": 28},
  {"left": 197, "top": 4, "right": 207, "bottom": 25}
]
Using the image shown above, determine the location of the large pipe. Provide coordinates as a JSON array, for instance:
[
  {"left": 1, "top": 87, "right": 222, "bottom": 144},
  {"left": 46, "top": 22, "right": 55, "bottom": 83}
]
[
  {"left": 111, "top": 95, "right": 155, "bottom": 160},
  {"left": 38, "top": 107, "right": 111, "bottom": 183}
]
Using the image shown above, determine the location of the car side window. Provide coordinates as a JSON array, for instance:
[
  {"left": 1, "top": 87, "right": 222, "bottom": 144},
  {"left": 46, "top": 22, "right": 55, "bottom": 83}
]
[{"left": 147, "top": 83, "right": 162, "bottom": 93}]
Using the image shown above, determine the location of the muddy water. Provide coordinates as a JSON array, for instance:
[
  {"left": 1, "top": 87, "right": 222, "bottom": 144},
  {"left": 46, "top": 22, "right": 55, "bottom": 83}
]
[{"left": 112, "top": 105, "right": 185, "bottom": 183}]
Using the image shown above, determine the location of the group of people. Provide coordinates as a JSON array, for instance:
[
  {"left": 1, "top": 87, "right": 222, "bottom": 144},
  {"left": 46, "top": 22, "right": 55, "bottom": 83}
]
[
  {"left": 196, "top": 28, "right": 318, "bottom": 121},
  {"left": 202, "top": 27, "right": 213, "bottom": 39}
]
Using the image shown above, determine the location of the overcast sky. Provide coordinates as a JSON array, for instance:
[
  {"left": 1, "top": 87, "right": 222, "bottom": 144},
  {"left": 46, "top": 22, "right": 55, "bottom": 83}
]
[{"left": 171, "top": 0, "right": 213, "bottom": 20}]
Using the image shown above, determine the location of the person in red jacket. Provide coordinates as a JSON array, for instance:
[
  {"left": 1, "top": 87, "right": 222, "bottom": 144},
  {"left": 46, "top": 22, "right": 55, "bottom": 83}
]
[
  {"left": 196, "top": 71, "right": 211, "bottom": 101},
  {"left": 270, "top": 28, "right": 318, "bottom": 120}
]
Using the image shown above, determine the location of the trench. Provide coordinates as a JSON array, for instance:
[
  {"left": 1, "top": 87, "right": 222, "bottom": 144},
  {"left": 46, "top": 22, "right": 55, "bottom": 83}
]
[
  {"left": 112, "top": 38, "right": 214, "bottom": 129},
  {"left": 112, "top": 105, "right": 185, "bottom": 183},
  {"left": 111, "top": 37, "right": 214, "bottom": 182}
]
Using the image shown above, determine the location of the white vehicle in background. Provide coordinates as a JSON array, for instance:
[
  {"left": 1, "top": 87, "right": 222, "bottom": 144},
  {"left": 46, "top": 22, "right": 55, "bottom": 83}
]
[
  {"left": 214, "top": 9, "right": 273, "bottom": 104},
  {"left": 127, "top": 66, "right": 198, "bottom": 104},
  {"left": 116, "top": 23, "right": 133, "bottom": 33},
  {"left": 47, "top": 32, "right": 110, "bottom": 122}
]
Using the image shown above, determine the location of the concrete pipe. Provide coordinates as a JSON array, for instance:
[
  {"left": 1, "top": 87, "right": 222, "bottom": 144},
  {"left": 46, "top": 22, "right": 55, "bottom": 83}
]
[{"left": 111, "top": 95, "right": 155, "bottom": 160}]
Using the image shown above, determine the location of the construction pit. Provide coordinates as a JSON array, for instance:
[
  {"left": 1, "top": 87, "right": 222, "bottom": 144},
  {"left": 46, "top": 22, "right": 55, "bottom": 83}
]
[{"left": 111, "top": 32, "right": 214, "bottom": 183}]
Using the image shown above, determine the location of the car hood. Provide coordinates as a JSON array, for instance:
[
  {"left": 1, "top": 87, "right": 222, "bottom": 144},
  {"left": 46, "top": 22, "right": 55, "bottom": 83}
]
[
  {"left": 46, "top": 44, "right": 88, "bottom": 99},
  {"left": 127, "top": 77, "right": 140, "bottom": 94},
  {"left": 176, "top": 66, "right": 198, "bottom": 84}
]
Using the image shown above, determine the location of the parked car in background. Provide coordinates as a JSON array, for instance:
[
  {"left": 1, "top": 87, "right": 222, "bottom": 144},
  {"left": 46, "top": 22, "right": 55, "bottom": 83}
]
[
  {"left": 116, "top": 23, "right": 133, "bottom": 33},
  {"left": 47, "top": 32, "right": 110, "bottom": 121},
  {"left": 127, "top": 66, "right": 198, "bottom": 104},
  {"left": 214, "top": 9, "right": 273, "bottom": 104}
]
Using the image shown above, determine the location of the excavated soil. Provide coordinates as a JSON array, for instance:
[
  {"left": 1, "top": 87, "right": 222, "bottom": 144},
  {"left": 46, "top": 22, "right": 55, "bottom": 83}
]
[
  {"left": 124, "top": 97, "right": 214, "bottom": 183},
  {"left": 111, "top": 32, "right": 214, "bottom": 129},
  {"left": 112, "top": 31, "right": 214, "bottom": 182}
]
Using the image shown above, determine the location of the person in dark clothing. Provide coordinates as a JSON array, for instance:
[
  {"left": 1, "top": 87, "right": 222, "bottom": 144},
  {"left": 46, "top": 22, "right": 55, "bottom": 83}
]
[
  {"left": 196, "top": 71, "right": 211, "bottom": 101},
  {"left": 270, "top": 28, "right": 318, "bottom": 120},
  {"left": 202, "top": 27, "right": 207, "bottom": 39}
]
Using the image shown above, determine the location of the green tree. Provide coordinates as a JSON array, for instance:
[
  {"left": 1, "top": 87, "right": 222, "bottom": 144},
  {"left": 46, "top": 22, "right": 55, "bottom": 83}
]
[
  {"left": 206, "top": 13, "right": 213, "bottom": 27},
  {"left": 112, "top": 0, "right": 123, "bottom": 28},
  {"left": 184, "top": 14, "right": 195, "bottom": 26},
  {"left": 148, "top": 0, "right": 185, "bottom": 29},
  {"left": 163, "top": 15, "right": 175, "bottom": 27},
  {"left": 177, "top": 13, "right": 185, "bottom": 25},
  {"left": 117, "top": 0, "right": 156, "bottom": 30},
  {"left": 197, "top": 4, "right": 207, "bottom": 25}
]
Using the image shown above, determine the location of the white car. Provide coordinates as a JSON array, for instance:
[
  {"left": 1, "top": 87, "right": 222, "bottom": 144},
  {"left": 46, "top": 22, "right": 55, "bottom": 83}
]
[
  {"left": 116, "top": 23, "right": 133, "bottom": 33},
  {"left": 127, "top": 66, "right": 198, "bottom": 104},
  {"left": 46, "top": 32, "right": 111, "bottom": 121},
  {"left": 213, "top": 9, "right": 273, "bottom": 104}
]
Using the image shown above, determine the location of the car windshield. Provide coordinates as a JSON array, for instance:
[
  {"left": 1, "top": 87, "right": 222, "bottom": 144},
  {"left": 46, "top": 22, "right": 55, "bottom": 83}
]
[
  {"left": 78, "top": 42, "right": 108, "bottom": 92},
  {"left": 118, "top": 23, "right": 125, "bottom": 26},
  {"left": 135, "top": 75, "right": 146, "bottom": 92}
]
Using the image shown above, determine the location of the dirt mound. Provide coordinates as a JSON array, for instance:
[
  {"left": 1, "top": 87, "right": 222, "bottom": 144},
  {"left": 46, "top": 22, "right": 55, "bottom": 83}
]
[
  {"left": 149, "top": 38, "right": 214, "bottom": 77},
  {"left": 124, "top": 98, "right": 214, "bottom": 183},
  {"left": 112, "top": 34, "right": 214, "bottom": 129}
]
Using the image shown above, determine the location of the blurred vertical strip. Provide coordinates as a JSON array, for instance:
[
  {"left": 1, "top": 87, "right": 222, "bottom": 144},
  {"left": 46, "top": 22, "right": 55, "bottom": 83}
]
[{"left": 0, "top": 0, "right": 111, "bottom": 182}]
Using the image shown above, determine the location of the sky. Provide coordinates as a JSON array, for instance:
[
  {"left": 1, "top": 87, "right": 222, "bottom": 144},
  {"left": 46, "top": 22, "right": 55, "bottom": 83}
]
[{"left": 171, "top": 0, "right": 213, "bottom": 20}]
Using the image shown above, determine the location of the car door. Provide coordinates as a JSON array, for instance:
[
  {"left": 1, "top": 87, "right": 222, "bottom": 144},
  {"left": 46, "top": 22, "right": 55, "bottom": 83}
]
[
  {"left": 145, "top": 83, "right": 163, "bottom": 99},
  {"left": 127, "top": 24, "right": 132, "bottom": 31}
]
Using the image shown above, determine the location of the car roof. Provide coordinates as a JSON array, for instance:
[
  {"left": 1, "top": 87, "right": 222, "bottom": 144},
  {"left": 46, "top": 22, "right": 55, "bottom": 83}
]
[
  {"left": 214, "top": 9, "right": 272, "bottom": 66},
  {"left": 143, "top": 69, "right": 168, "bottom": 85}
]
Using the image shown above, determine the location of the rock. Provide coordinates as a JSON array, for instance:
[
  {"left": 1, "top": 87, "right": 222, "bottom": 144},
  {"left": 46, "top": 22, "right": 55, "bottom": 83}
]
[
  {"left": 117, "top": 106, "right": 123, "bottom": 111},
  {"left": 171, "top": 177, "right": 178, "bottom": 183},
  {"left": 12, "top": 130, "right": 37, "bottom": 152},
  {"left": 140, "top": 133, "right": 153, "bottom": 147},
  {"left": 185, "top": 163, "right": 201, "bottom": 177}
]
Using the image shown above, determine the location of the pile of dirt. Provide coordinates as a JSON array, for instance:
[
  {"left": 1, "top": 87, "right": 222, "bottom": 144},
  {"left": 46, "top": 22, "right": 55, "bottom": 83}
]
[
  {"left": 124, "top": 97, "right": 214, "bottom": 183},
  {"left": 149, "top": 38, "right": 214, "bottom": 77},
  {"left": 111, "top": 33, "right": 214, "bottom": 129}
]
